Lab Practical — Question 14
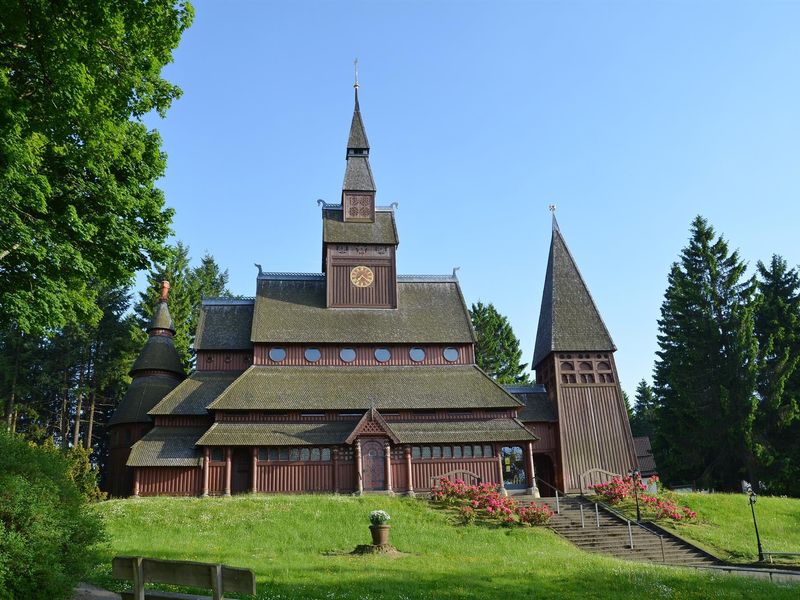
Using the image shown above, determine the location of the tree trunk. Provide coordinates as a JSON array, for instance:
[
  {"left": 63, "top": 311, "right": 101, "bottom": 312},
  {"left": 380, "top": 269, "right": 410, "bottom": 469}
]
[
  {"left": 10, "top": 409, "right": 17, "bottom": 435},
  {"left": 72, "top": 362, "right": 86, "bottom": 448},
  {"left": 4, "top": 332, "right": 20, "bottom": 432},
  {"left": 85, "top": 390, "right": 96, "bottom": 450},
  {"left": 60, "top": 368, "right": 70, "bottom": 449}
]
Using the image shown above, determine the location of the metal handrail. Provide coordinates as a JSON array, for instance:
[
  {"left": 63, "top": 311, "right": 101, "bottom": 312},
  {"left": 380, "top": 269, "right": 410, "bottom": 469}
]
[
  {"left": 533, "top": 476, "right": 566, "bottom": 514},
  {"left": 582, "top": 495, "right": 668, "bottom": 555}
]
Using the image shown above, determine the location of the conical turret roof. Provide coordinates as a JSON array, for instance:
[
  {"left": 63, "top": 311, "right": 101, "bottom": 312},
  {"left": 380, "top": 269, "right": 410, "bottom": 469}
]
[
  {"left": 147, "top": 301, "right": 175, "bottom": 333},
  {"left": 532, "top": 219, "right": 615, "bottom": 369},
  {"left": 347, "top": 89, "right": 370, "bottom": 151},
  {"left": 343, "top": 88, "right": 376, "bottom": 192}
]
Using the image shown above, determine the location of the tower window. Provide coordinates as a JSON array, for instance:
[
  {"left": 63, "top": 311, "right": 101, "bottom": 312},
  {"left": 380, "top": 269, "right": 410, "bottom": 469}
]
[
  {"left": 443, "top": 347, "right": 460, "bottom": 362},
  {"left": 340, "top": 348, "right": 357, "bottom": 362},
  {"left": 269, "top": 347, "right": 287, "bottom": 362},
  {"left": 304, "top": 348, "right": 322, "bottom": 362}
]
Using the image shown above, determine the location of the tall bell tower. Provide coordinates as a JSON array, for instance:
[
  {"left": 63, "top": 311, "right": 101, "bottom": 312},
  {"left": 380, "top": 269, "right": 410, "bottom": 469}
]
[{"left": 532, "top": 216, "right": 637, "bottom": 492}]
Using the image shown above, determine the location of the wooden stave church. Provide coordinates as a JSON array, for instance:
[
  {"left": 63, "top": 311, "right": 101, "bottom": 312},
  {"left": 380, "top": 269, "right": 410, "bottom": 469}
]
[{"left": 107, "top": 88, "right": 636, "bottom": 497}]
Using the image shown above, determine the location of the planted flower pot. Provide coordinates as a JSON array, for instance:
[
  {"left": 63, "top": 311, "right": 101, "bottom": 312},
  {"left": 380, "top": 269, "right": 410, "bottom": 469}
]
[{"left": 369, "top": 524, "right": 391, "bottom": 545}]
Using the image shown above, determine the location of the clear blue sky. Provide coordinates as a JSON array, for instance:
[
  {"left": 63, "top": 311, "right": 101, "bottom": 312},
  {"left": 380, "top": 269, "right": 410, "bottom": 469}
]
[{"left": 141, "top": 0, "right": 800, "bottom": 398}]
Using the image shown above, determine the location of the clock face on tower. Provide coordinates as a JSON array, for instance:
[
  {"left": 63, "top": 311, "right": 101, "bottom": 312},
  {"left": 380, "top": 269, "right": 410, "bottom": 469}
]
[{"left": 350, "top": 265, "right": 375, "bottom": 288}]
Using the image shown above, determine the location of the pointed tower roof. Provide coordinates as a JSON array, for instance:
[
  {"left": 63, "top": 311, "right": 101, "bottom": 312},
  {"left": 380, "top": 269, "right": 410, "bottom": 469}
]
[
  {"left": 110, "top": 281, "right": 185, "bottom": 426},
  {"left": 343, "top": 87, "right": 376, "bottom": 192},
  {"left": 532, "top": 218, "right": 616, "bottom": 369},
  {"left": 347, "top": 89, "right": 370, "bottom": 151}
]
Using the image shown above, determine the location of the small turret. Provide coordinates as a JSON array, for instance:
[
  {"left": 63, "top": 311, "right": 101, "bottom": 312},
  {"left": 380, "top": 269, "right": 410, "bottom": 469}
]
[{"left": 107, "top": 281, "right": 186, "bottom": 496}]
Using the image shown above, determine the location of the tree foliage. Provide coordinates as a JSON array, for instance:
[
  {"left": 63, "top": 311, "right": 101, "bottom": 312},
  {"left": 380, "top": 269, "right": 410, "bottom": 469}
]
[
  {"left": 752, "top": 255, "right": 800, "bottom": 495},
  {"left": 469, "top": 302, "right": 530, "bottom": 385},
  {"left": 629, "top": 379, "right": 657, "bottom": 439},
  {"left": 0, "top": 0, "right": 193, "bottom": 334},
  {"left": 652, "top": 216, "right": 758, "bottom": 490},
  {"left": 0, "top": 430, "right": 104, "bottom": 600}
]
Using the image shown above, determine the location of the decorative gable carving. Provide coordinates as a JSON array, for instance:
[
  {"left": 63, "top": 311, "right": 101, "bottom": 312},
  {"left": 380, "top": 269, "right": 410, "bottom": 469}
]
[{"left": 345, "top": 407, "right": 399, "bottom": 444}]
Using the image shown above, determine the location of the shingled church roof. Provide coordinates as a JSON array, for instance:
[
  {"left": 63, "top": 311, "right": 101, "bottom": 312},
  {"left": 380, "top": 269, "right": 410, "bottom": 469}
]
[
  {"left": 532, "top": 219, "right": 615, "bottom": 369},
  {"left": 322, "top": 208, "right": 398, "bottom": 245},
  {"left": 251, "top": 276, "right": 474, "bottom": 344}
]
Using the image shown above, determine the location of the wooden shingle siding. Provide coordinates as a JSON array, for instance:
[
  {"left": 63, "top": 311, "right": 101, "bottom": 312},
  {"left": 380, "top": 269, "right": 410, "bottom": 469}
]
[
  {"left": 557, "top": 384, "right": 637, "bottom": 492},
  {"left": 410, "top": 458, "right": 499, "bottom": 492},
  {"left": 255, "top": 463, "right": 335, "bottom": 493},
  {"left": 528, "top": 422, "right": 558, "bottom": 452},
  {"left": 254, "top": 344, "right": 474, "bottom": 367},
  {"left": 196, "top": 351, "right": 252, "bottom": 372},
  {"left": 138, "top": 467, "right": 201, "bottom": 496}
]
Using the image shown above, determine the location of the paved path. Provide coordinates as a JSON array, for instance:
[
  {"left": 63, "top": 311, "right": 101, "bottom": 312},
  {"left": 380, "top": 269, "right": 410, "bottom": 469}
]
[{"left": 72, "top": 583, "right": 121, "bottom": 600}]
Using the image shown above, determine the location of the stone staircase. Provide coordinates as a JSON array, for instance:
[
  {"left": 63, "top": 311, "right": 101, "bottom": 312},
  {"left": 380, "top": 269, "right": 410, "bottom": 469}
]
[{"left": 516, "top": 494, "right": 719, "bottom": 567}]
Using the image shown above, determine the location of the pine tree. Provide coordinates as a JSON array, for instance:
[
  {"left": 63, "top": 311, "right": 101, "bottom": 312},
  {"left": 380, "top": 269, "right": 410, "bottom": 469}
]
[
  {"left": 752, "top": 255, "right": 800, "bottom": 494},
  {"left": 629, "top": 379, "right": 657, "bottom": 438},
  {"left": 653, "top": 216, "right": 758, "bottom": 490},
  {"left": 469, "top": 302, "right": 531, "bottom": 385}
]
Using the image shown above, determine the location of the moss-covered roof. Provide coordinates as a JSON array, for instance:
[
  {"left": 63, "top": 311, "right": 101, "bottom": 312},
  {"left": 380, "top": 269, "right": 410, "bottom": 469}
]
[
  {"left": 207, "top": 365, "right": 522, "bottom": 411},
  {"left": 251, "top": 278, "right": 474, "bottom": 344},
  {"left": 126, "top": 427, "right": 205, "bottom": 467},
  {"left": 130, "top": 335, "right": 185, "bottom": 378},
  {"left": 109, "top": 374, "right": 182, "bottom": 426},
  {"left": 504, "top": 385, "right": 558, "bottom": 422},
  {"left": 149, "top": 371, "right": 242, "bottom": 416},
  {"left": 197, "top": 422, "right": 358, "bottom": 446},
  {"left": 194, "top": 300, "right": 254, "bottom": 350},
  {"left": 532, "top": 223, "right": 616, "bottom": 368},
  {"left": 322, "top": 208, "right": 397, "bottom": 245},
  {"left": 147, "top": 301, "right": 175, "bottom": 333},
  {"left": 389, "top": 419, "right": 536, "bottom": 444}
]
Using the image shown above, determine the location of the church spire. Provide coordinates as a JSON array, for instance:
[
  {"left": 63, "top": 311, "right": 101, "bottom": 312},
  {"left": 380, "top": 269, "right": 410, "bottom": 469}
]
[
  {"left": 532, "top": 219, "right": 616, "bottom": 369},
  {"left": 342, "top": 68, "right": 376, "bottom": 221}
]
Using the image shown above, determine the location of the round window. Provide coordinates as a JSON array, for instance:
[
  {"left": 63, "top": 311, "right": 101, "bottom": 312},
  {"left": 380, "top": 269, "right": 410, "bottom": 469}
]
[
  {"left": 268, "top": 347, "right": 286, "bottom": 362},
  {"left": 374, "top": 348, "right": 391, "bottom": 362},
  {"left": 304, "top": 348, "right": 321, "bottom": 362},
  {"left": 443, "top": 347, "right": 460, "bottom": 362},
  {"left": 340, "top": 348, "right": 357, "bottom": 362},
  {"left": 409, "top": 347, "right": 426, "bottom": 362}
]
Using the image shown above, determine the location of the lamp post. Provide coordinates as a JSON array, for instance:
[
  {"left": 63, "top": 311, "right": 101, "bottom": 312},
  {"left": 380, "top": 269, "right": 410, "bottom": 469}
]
[
  {"left": 628, "top": 468, "right": 642, "bottom": 522},
  {"left": 747, "top": 486, "right": 765, "bottom": 562}
]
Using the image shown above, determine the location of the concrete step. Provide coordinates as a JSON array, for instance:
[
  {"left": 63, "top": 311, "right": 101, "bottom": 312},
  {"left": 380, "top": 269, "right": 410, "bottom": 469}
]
[{"left": 538, "top": 495, "right": 719, "bottom": 568}]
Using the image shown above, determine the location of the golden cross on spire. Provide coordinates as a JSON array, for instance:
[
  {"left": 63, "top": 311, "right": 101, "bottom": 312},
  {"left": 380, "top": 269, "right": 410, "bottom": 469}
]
[{"left": 354, "top": 58, "right": 359, "bottom": 90}]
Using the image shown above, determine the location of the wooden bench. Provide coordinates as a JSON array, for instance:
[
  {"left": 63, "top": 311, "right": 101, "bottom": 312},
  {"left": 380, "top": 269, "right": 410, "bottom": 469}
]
[{"left": 113, "top": 556, "right": 256, "bottom": 600}]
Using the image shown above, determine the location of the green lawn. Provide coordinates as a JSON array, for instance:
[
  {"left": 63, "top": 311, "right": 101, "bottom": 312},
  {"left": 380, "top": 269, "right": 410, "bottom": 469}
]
[
  {"left": 650, "top": 493, "right": 800, "bottom": 565},
  {"left": 89, "top": 495, "right": 795, "bottom": 600}
]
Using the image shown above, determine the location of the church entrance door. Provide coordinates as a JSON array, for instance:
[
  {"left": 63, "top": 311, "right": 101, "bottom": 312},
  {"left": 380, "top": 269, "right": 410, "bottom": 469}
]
[
  {"left": 361, "top": 439, "right": 386, "bottom": 491},
  {"left": 231, "top": 448, "right": 251, "bottom": 494},
  {"left": 501, "top": 446, "right": 527, "bottom": 490}
]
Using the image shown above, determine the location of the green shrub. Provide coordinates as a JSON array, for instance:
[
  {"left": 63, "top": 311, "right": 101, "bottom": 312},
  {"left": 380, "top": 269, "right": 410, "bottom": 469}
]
[{"left": 0, "top": 431, "right": 104, "bottom": 600}]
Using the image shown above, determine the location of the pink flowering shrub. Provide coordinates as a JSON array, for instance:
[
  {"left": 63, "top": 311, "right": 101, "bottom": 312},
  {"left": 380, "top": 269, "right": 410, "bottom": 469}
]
[
  {"left": 431, "top": 477, "right": 554, "bottom": 526},
  {"left": 589, "top": 475, "right": 697, "bottom": 522}
]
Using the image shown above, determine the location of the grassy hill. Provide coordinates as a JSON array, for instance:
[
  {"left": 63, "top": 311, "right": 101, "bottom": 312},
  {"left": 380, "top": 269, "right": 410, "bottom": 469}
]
[
  {"left": 89, "top": 495, "right": 795, "bottom": 599},
  {"left": 654, "top": 493, "right": 800, "bottom": 564}
]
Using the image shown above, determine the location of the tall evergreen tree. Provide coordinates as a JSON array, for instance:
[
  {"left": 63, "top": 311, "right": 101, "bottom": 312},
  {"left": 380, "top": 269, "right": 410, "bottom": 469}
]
[
  {"left": 630, "top": 379, "right": 657, "bottom": 438},
  {"left": 469, "top": 302, "right": 531, "bottom": 385},
  {"left": 653, "top": 216, "right": 758, "bottom": 490},
  {"left": 752, "top": 255, "right": 800, "bottom": 494}
]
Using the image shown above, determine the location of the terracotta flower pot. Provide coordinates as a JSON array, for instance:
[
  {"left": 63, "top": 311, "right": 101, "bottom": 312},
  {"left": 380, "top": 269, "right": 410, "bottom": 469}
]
[{"left": 369, "top": 524, "right": 391, "bottom": 545}]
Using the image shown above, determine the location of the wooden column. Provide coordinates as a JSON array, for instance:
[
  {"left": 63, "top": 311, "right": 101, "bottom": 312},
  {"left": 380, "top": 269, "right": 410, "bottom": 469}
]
[
  {"left": 332, "top": 448, "right": 339, "bottom": 494},
  {"left": 405, "top": 446, "right": 415, "bottom": 497},
  {"left": 132, "top": 468, "right": 140, "bottom": 498},
  {"left": 202, "top": 448, "right": 209, "bottom": 497},
  {"left": 224, "top": 448, "right": 232, "bottom": 497},
  {"left": 384, "top": 440, "right": 393, "bottom": 494},
  {"left": 496, "top": 445, "right": 507, "bottom": 496},
  {"left": 251, "top": 447, "right": 258, "bottom": 494},
  {"left": 525, "top": 441, "right": 540, "bottom": 498},
  {"left": 355, "top": 440, "right": 363, "bottom": 495}
]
